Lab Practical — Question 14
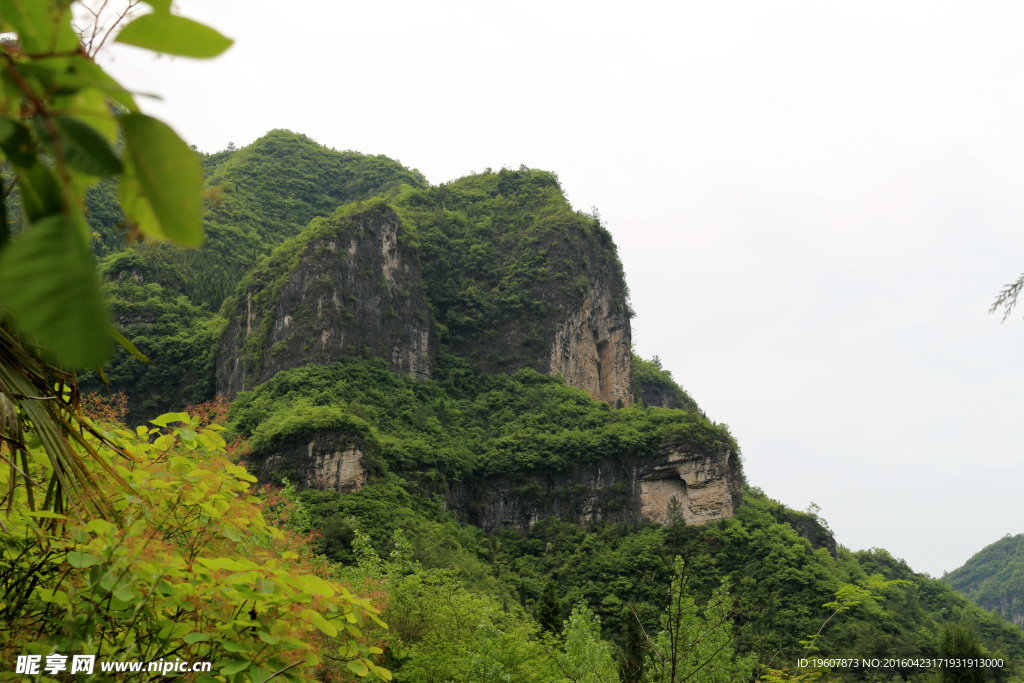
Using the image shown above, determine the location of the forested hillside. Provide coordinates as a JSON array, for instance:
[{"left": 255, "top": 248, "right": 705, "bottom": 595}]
[
  {"left": 6, "top": 118, "right": 1023, "bottom": 681},
  {"left": 947, "top": 534, "right": 1024, "bottom": 631},
  {"left": 80, "top": 130, "right": 427, "bottom": 421},
  {"left": 70, "top": 131, "right": 1024, "bottom": 681}
]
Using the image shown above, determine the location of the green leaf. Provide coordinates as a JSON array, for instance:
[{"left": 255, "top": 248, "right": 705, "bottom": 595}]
[
  {"left": 85, "top": 519, "right": 117, "bottom": 535},
  {"left": 60, "top": 58, "right": 140, "bottom": 113},
  {"left": 0, "top": 119, "right": 37, "bottom": 168},
  {"left": 0, "top": 213, "right": 112, "bottom": 367},
  {"left": 300, "top": 609, "right": 338, "bottom": 637},
  {"left": 152, "top": 412, "right": 191, "bottom": 427},
  {"left": 66, "top": 551, "right": 101, "bottom": 568},
  {"left": 247, "top": 665, "right": 274, "bottom": 683},
  {"left": 37, "top": 588, "right": 68, "bottom": 605},
  {"left": 0, "top": 117, "right": 16, "bottom": 144},
  {"left": 26, "top": 510, "right": 67, "bottom": 519},
  {"left": 114, "top": 584, "right": 137, "bottom": 602},
  {"left": 115, "top": 14, "right": 233, "bottom": 58},
  {"left": 0, "top": 0, "right": 79, "bottom": 54},
  {"left": 346, "top": 660, "right": 369, "bottom": 677},
  {"left": 12, "top": 163, "right": 62, "bottom": 221},
  {"left": 0, "top": 190, "right": 6, "bottom": 252},
  {"left": 119, "top": 114, "right": 204, "bottom": 247},
  {"left": 51, "top": 116, "right": 123, "bottom": 176},
  {"left": 184, "top": 632, "right": 211, "bottom": 644}
]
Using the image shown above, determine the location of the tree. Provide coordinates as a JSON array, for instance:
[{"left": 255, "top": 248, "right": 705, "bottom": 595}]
[
  {"left": 991, "top": 274, "right": 1024, "bottom": 321},
  {"left": 554, "top": 602, "right": 619, "bottom": 683},
  {"left": 939, "top": 623, "right": 986, "bottom": 683},
  {"left": 620, "top": 605, "right": 646, "bottom": 683},
  {"left": 537, "top": 578, "right": 564, "bottom": 634},
  {"left": 0, "top": 1, "right": 231, "bottom": 514},
  {"left": 644, "top": 555, "right": 755, "bottom": 683}
]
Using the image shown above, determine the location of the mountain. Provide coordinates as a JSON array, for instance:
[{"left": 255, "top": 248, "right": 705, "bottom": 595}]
[
  {"left": 216, "top": 168, "right": 633, "bottom": 404},
  {"left": 75, "top": 131, "right": 1024, "bottom": 680},
  {"left": 946, "top": 533, "right": 1024, "bottom": 629},
  {"left": 80, "top": 130, "right": 427, "bottom": 421}
]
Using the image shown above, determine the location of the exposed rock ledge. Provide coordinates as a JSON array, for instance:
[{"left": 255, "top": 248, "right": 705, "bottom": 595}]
[
  {"left": 250, "top": 433, "right": 742, "bottom": 532},
  {"left": 249, "top": 432, "right": 368, "bottom": 493},
  {"left": 446, "top": 443, "right": 741, "bottom": 532}
]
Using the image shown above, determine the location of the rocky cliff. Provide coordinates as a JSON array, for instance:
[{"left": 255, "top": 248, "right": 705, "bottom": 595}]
[
  {"left": 545, "top": 275, "right": 633, "bottom": 407},
  {"left": 449, "top": 442, "right": 741, "bottom": 532},
  {"left": 216, "top": 201, "right": 433, "bottom": 397},
  {"left": 412, "top": 170, "right": 635, "bottom": 406},
  {"left": 252, "top": 428, "right": 742, "bottom": 531},
  {"left": 217, "top": 169, "right": 636, "bottom": 405},
  {"left": 248, "top": 431, "right": 371, "bottom": 494}
]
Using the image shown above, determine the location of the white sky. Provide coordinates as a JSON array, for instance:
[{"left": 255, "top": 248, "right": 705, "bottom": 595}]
[{"left": 98, "top": 0, "right": 1024, "bottom": 577}]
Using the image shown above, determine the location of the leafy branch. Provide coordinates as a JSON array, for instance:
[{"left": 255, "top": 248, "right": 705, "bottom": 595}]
[{"left": 0, "top": 0, "right": 231, "bottom": 515}]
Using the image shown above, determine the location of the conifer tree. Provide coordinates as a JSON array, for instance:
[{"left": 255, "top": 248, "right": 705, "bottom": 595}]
[{"left": 537, "top": 579, "right": 563, "bottom": 634}]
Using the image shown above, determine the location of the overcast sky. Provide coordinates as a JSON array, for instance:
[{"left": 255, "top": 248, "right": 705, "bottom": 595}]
[{"left": 98, "top": 0, "right": 1024, "bottom": 577}]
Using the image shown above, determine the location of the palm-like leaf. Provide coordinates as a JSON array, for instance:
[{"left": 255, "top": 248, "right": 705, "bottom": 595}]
[{"left": 0, "top": 324, "right": 136, "bottom": 520}]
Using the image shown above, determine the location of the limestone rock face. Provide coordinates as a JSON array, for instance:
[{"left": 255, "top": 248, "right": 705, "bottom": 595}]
[
  {"left": 251, "top": 428, "right": 740, "bottom": 533},
  {"left": 216, "top": 205, "right": 433, "bottom": 397},
  {"left": 999, "top": 597, "right": 1024, "bottom": 629},
  {"left": 638, "top": 447, "right": 739, "bottom": 525},
  {"left": 547, "top": 277, "right": 634, "bottom": 407},
  {"left": 250, "top": 431, "right": 368, "bottom": 493},
  {"left": 446, "top": 443, "right": 742, "bottom": 533}
]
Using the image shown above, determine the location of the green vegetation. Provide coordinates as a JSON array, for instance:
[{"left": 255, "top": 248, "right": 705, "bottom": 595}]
[
  {"left": 222, "top": 168, "right": 633, "bottom": 405},
  {"left": 0, "top": 0, "right": 232, "bottom": 519},
  {"left": 295, "top": 478, "right": 1024, "bottom": 682},
  {"left": 229, "top": 358, "right": 735, "bottom": 483},
  {"left": 222, "top": 354, "right": 1024, "bottom": 680},
  {"left": 80, "top": 137, "right": 427, "bottom": 419},
  {"left": 91, "top": 130, "right": 427, "bottom": 312},
  {"left": 394, "top": 169, "right": 629, "bottom": 370},
  {"left": 0, "top": 409, "right": 391, "bottom": 682},
  {"left": 3, "top": 6, "right": 1017, "bottom": 677},
  {"left": 631, "top": 354, "right": 701, "bottom": 412},
  {"left": 946, "top": 534, "right": 1024, "bottom": 631}
]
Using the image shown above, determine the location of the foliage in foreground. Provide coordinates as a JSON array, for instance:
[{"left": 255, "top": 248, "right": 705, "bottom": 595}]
[{"left": 0, "top": 411, "right": 389, "bottom": 682}]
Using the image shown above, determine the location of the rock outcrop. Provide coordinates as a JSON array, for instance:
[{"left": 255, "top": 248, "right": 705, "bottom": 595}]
[
  {"left": 249, "top": 426, "right": 742, "bottom": 531},
  {"left": 216, "top": 202, "right": 433, "bottom": 397},
  {"left": 546, "top": 276, "right": 634, "bottom": 407},
  {"left": 217, "top": 171, "right": 637, "bottom": 406},
  {"left": 249, "top": 431, "right": 369, "bottom": 493},
  {"left": 447, "top": 443, "right": 742, "bottom": 532}
]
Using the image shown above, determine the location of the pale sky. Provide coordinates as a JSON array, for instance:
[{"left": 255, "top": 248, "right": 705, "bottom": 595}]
[{"left": 98, "top": 0, "right": 1024, "bottom": 577}]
